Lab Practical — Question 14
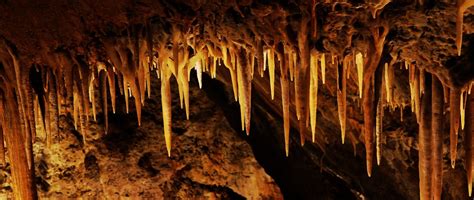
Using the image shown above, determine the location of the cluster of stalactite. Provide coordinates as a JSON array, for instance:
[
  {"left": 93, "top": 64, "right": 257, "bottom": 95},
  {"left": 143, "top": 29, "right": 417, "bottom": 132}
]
[{"left": 0, "top": 2, "right": 473, "bottom": 200}]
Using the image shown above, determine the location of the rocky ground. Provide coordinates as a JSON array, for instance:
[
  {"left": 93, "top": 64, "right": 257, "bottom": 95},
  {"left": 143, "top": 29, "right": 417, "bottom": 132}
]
[{"left": 0, "top": 77, "right": 282, "bottom": 199}]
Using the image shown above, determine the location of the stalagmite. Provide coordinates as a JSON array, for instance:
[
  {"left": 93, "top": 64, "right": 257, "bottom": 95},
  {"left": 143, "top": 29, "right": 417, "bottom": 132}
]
[
  {"left": 450, "top": 88, "right": 461, "bottom": 168},
  {"left": 337, "top": 56, "right": 347, "bottom": 144},
  {"left": 418, "top": 75, "right": 432, "bottom": 200},
  {"left": 310, "top": 49, "right": 319, "bottom": 143},
  {"left": 466, "top": 92, "right": 474, "bottom": 196},
  {"left": 456, "top": 0, "right": 474, "bottom": 56},
  {"left": 431, "top": 76, "right": 444, "bottom": 200},
  {"left": 355, "top": 52, "right": 364, "bottom": 98}
]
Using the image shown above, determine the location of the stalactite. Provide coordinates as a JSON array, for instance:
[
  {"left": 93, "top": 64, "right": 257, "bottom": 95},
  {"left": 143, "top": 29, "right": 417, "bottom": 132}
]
[
  {"left": 146, "top": 20, "right": 154, "bottom": 74},
  {"left": 414, "top": 68, "right": 421, "bottom": 123},
  {"left": 363, "top": 24, "right": 388, "bottom": 177},
  {"left": 375, "top": 83, "right": 383, "bottom": 166},
  {"left": 107, "top": 68, "right": 117, "bottom": 113},
  {"left": 0, "top": 124, "right": 4, "bottom": 165},
  {"left": 418, "top": 74, "right": 432, "bottom": 200},
  {"left": 296, "top": 17, "right": 311, "bottom": 146},
  {"left": 309, "top": 49, "right": 319, "bottom": 143},
  {"left": 290, "top": 51, "right": 296, "bottom": 81},
  {"left": 419, "top": 69, "right": 425, "bottom": 95},
  {"left": 268, "top": 48, "right": 276, "bottom": 100},
  {"left": 431, "top": 76, "right": 444, "bottom": 200},
  {"left": 450, "top": 88, "right": 461, "bottom": 168},
  {"left": 146, "top": 63, "right": 151, "bottom": 99},
  {"left": 23, "top": 68, "right": 36, "bottom": 146},
  {"left": 238, "top": 59, "right": 245, "bottom": 132},
  {"left": 222, "top": 46, "right": 239, "bottom": 102},
  {"left": 318, "top": 54, "right": 324, "bottom": 85},
  {"left": 78, "top": 83, "right": 88, "bottom": 146},
  {"left": 400, "top": 106, "right": 404, "bottom": 122},
  {"left": 177, "top": 47, "right": 190, "bottom": 120},
  {"left": 443, "top": 84, "right": 449, "bottom": 104},
  {"left": 123, "top": 76, "right": 130, "bottom": 114},
  {"left": 337, "top": 56, "right": 347, "bottom": 144},
  {"left": 138, "top": 42, "right": 147, "bottom": 105},
  {"left": 461, "top": 90, "right": 467, "bottom": 130},
  {"left": 356, "top": 52, "right": 364, "bottom": 98},
  {"left": 211, "top": 57, "right": 217, "bottom": 78},
  {"left": 279, "top": 46, "right": 291, "bottom": 156},
  {"left": 469, "top": 82, "right": 473, "bottom": 94},
  {"left": 33, "top": 96, "right": 44, "bottom": 139},
  {"left": 456, "top": 0, "right": 474, "bottom": 56},
  {"left": 196, "top": 60, "right": 203, "bottom": 88},
  {"left": 130, "top": 78, "right": 142, "bottom": 126},
  {"left": 311, "top": 0, "right": 317, "bottom": 39},
  {"left": 21, "top": 67, "right": 35, "bottom": 170},
  {"left": 100, "top": 71, "right": 109, "bottom": 134},
  {"left": 466, "top": 92, "right": 474, "bottom": 196},
  {"left": 237, "top": 48, "right": 252, "bottom": 135},
  {"left": 90, "top": 74, "right": 97, "bottom": 121},
  {"left": 384, "top": 63, "right": 392, "bottom": 103},
  {"left": 73, "top": 84, "right": 79, "bottom": 130},
  {"left": 161, "top": 66, "right": 172, "bottom": 157},
  {"left": 409, "top": 64, "right": 416, "bottom": 112},
  {"left": 263, "top": 49, "right": 268, "bottom": 73},
  {"left": 0, "top": 91, "right": 37, "bottom": 200},
  {"left": 257, "top": 40, "right": 264, "bottom": 77},
  {"left": 79, "top": 67, "right": 91, "bottom": 124},
  {"left": 172, "top": 28, "right": 180, "bottom": 76},
  {"left": 44, "top": 73, "right": 52, "bottom": 148},
  {"left": 48, "top": 70, "right": 59, "bottom": 147}
]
